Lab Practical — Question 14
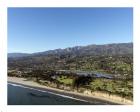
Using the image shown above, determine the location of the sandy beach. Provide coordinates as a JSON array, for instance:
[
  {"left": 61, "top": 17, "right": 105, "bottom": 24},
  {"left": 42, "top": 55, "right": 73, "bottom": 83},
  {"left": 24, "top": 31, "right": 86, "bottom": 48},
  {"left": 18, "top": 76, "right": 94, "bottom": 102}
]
[{"left": 8, "top": 76, "right": 132, "bottom": 105}]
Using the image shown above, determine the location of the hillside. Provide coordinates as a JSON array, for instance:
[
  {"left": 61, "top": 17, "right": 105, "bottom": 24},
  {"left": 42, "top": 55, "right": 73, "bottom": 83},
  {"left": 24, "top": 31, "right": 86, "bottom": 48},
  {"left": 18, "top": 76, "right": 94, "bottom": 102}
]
[
  {"left": 8, "top": 43, "right": 133, "bottom": 78},
  {"left": 8, "top": 42, "right": 133, "bottom": 100}
]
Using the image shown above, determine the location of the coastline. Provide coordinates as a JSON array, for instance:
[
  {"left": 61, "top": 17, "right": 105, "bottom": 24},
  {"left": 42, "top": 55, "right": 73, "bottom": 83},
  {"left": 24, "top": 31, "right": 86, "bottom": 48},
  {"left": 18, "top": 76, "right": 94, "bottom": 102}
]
[{"left": 8, "top": 76, "right": 132, "bottom": 105}]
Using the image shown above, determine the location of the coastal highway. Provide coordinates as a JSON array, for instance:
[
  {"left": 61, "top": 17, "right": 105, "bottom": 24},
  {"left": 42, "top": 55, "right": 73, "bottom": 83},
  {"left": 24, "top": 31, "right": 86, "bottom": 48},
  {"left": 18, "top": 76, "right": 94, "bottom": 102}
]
[{"left": 8, "top": 82, "right": 119, "bottom": 105}]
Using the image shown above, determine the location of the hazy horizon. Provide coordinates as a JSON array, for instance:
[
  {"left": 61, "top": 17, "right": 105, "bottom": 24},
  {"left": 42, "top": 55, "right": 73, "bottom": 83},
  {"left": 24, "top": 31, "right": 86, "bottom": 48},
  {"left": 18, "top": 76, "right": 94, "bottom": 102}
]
[
  {"left": 8, "top": 8, "right": 133, "bottom": 53},
  {"left": 8, "top": 42, "right": 132, "bottom": 54}
]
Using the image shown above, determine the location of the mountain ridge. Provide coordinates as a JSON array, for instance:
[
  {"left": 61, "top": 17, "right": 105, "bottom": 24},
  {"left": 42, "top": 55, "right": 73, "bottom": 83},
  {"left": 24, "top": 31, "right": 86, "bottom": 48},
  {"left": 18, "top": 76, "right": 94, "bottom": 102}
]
[{"left": 8, "top": 42, "right": 133, "bottom": 58}]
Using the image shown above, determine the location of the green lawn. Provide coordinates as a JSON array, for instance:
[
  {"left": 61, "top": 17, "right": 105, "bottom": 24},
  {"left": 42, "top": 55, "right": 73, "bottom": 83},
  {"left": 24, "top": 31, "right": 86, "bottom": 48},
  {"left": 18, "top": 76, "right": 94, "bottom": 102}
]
[{"left": 57, "top": 76, "right": 73, "bottom": 85}]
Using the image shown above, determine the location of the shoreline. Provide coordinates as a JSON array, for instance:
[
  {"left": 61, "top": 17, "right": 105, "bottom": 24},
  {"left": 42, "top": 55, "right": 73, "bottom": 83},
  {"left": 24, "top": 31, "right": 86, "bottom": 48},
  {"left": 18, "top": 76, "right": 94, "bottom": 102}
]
[{"left": 8, "top": 76, "right": 132, "bottom": 105}]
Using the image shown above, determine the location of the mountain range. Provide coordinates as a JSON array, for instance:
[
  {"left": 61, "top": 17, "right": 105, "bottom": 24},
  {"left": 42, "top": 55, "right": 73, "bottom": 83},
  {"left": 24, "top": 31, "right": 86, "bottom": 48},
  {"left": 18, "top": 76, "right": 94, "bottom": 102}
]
[{"left": 8, "top": 42, "right": 133, "bottom": 58}]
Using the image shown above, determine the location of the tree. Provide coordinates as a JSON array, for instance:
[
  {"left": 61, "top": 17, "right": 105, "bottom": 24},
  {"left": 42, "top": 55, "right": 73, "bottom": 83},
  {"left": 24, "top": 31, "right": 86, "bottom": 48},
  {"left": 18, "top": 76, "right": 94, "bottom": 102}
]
[{"left": 72, "top": 76, "right": 92, "bottom": 90}]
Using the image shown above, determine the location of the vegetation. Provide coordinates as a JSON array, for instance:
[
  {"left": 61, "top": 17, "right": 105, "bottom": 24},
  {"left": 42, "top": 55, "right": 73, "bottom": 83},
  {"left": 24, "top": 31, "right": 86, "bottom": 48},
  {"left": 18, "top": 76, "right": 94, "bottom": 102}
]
[
  {"left": 8, "top": 55, "right": 133, "bottom": 79},
  {"left": 57, "top": 76, "right": 73, "bottom": 85},
  {"left": 8, "top": 69, "right": 133, "bottom": 100},
  {"left": 8, "top": 43, "right": 133, "bottom": 100}
]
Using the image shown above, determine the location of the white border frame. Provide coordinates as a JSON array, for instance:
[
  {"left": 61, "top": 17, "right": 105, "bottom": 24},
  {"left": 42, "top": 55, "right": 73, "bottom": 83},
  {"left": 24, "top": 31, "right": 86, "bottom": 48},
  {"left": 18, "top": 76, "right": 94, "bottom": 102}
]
[{"left": 0, "top": 0, "right": 140, "bottom": 112}]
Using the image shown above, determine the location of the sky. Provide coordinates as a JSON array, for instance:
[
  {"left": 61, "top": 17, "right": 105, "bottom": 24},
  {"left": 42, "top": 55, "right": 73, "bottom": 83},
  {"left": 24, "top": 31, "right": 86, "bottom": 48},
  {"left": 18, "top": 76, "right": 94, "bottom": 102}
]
[{"left": 8, "top": 8, "right": 133, "bottom": 53}]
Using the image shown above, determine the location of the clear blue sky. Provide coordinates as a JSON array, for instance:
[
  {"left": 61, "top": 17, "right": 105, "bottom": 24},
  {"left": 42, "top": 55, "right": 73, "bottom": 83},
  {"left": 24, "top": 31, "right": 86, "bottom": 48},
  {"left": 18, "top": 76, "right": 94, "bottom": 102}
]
[{"left": 8, "top": 8, "right": 133, "bottom": 53}]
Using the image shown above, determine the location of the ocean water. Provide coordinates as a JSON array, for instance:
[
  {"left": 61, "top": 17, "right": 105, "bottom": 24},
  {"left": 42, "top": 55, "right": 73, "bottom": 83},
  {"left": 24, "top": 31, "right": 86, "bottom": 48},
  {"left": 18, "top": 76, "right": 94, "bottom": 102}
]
[
  {"left": 8, "top": 83, "right": 92, "bottom": 105},
  {"left": 8, "top": 83, "right": 117, "bottom": 105}
]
